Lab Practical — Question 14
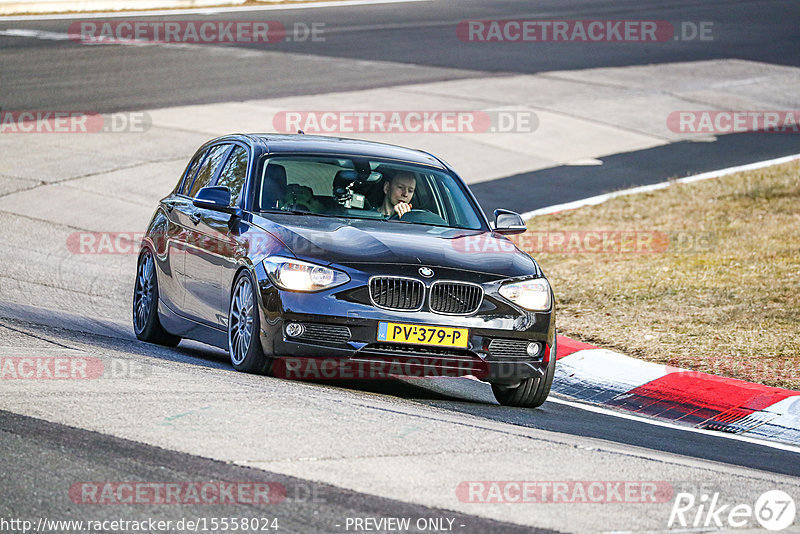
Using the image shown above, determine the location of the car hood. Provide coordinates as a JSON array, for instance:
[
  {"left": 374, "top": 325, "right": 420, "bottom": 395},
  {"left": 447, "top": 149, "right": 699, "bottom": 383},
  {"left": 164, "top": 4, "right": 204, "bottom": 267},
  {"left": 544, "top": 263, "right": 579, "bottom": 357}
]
[{"left": 249, "top": 213, "right": 537, "bottom": 278}]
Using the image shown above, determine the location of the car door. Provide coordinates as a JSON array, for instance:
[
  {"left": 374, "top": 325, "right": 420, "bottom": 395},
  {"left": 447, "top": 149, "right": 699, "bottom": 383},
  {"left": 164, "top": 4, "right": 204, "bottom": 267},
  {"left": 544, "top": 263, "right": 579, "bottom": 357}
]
[
  {"left": 180, "top": 143, "right": 233, "bottom": 325},
  {"left": 183, "top": 143, "right": 250, "bottom": 328},
  {"left": 211, "top": 144, "right": 251, "bottom": 330},
  {"left": 157, "top": 147, "right": 208, "bottom": 312}
]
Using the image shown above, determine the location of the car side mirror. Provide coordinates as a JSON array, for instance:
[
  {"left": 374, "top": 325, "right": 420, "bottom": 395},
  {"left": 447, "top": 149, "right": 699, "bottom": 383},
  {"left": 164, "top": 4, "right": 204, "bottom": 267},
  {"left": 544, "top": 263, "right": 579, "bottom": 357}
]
[
  {"left": 193, "top": 186, "right": 240, "bottom": 216},
  {"left": 493, "top": 209, "right": 527, "bottom": 235}
]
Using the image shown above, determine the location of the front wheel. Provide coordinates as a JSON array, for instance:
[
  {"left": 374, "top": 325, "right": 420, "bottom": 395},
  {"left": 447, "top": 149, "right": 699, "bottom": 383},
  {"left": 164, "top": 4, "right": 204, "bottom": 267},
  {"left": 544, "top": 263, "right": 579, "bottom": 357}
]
[
  {"left": 133, "top": 248, "right": 180, "bottom": 347},
  {"left": 491, "top": 340, "right": 556, "bottom": 408},
  {"left": 228, "top": 270, "right": 273, "bottom": 375}
]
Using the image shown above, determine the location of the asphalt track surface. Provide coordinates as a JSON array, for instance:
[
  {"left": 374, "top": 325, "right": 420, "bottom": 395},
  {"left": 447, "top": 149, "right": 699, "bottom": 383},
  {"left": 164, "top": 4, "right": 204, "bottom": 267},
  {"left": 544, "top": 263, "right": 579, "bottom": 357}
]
[
  {"left": 1, "top": 301, "right": 799, "bottom": 532},
  {"left": 1, "top": 0, "right": 800, "bottom": 532},
  {"left": 0, "top": 409, "right": 546, "bottom": 534},
  {"left": 1, "top": 0, "right": 798, "bottom": 210},
  {"left": 1, "top": 0, "right": 799, "bottom": 111},
  {"left": 471, "top": 130, "right": 800, "bottom": 214}
]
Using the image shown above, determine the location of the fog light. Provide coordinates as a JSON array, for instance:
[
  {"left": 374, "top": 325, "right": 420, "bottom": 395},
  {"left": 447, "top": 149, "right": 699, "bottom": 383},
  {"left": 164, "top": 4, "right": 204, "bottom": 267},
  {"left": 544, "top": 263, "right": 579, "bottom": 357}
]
[
  {"left": 526, "top": 342, "right": 543, "bottom": 358},
  {"left": 286, "top": 323, "right": 305, "bottom": 338}
]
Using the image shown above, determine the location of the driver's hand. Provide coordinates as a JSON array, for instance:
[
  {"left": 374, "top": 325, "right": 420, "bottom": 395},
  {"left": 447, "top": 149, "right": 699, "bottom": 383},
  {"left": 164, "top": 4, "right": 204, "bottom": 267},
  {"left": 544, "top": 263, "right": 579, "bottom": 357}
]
[{"left": 394, "top": 202, "right": 412, "bottom": 218}]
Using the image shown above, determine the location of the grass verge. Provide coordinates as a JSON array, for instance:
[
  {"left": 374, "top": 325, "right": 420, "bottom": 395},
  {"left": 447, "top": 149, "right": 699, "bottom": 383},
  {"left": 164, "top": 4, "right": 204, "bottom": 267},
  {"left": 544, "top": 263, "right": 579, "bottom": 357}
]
[{"left": 514, "top": 160, "right": 800, "bottom": 390}]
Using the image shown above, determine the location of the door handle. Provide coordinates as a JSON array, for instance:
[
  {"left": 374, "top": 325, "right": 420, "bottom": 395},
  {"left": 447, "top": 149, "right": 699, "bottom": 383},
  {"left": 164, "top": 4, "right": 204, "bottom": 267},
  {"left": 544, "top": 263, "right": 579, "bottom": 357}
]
[{"left": 190, "top": 212, "right": 202, "bottom": 225}]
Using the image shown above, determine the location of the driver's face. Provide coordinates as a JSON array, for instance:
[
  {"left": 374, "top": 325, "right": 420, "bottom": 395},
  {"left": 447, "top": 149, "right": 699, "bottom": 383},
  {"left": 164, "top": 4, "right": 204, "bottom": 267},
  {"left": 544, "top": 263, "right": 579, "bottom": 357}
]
[{"left": 385, "top": 175, "right": 415, "bottom": 206}]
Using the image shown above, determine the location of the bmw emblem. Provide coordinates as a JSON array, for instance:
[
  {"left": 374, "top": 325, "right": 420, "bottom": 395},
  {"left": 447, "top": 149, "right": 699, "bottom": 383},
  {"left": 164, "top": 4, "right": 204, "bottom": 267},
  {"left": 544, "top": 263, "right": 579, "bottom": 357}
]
[{"left": 419, "top": 267, "right": 434, "bottom": 278}]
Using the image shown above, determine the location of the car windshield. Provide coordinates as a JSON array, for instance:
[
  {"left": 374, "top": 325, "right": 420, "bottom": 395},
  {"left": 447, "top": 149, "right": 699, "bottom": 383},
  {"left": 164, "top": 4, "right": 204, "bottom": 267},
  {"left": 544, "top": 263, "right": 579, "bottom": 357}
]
[{"left": 256, "top": 156, "right": 485, "bottom": 230}]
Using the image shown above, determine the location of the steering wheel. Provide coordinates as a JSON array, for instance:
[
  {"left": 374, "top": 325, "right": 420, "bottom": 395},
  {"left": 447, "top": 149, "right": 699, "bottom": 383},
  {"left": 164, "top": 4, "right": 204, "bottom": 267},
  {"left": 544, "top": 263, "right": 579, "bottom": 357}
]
[{"left": 388, "top": 209, "right": 447, "bottom": 225}]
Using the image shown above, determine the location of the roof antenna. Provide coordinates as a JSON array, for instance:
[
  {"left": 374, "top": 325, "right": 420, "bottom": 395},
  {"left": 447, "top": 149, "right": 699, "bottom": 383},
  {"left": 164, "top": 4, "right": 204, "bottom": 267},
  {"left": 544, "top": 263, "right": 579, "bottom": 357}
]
[{"left": 297, "top": 129, "right": 305, "bottom": 134}]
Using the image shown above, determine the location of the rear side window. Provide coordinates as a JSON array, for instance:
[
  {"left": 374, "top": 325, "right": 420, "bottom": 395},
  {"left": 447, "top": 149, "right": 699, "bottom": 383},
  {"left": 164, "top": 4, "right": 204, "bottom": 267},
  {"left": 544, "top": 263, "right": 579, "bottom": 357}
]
[
  {"left": 214, "top": 145, "right": 249, "bottom": 206},
  {"left": 187, "top": 144, "right": 230, "bottom": 198}
]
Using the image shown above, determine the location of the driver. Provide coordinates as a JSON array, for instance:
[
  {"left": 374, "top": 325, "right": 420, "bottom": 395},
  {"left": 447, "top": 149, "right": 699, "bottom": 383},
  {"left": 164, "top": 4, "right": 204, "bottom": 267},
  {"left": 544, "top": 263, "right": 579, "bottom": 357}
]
[{"left": 378, "top": 171, "right": 415, "bottom": 218}]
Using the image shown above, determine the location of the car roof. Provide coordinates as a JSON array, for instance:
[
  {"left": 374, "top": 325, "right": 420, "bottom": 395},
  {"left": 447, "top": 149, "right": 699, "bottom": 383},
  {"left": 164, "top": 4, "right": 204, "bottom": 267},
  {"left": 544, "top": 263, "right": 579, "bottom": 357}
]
[{"left": 237, "top": 134, "right": 447, "bottom": 168}]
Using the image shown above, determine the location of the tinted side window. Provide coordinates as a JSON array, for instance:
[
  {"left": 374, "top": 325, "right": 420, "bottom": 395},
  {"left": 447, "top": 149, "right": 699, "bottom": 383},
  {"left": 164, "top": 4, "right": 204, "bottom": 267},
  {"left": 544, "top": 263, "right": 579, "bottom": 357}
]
[
  {"left": 177, "top": 149, "right": 207, "bottom": 195},
  {"left": 187, "top": 144, "right": 230, "bottom": 198},
  {"left": 438, "top": 177, "right": 482, "bottom": 229},
  {"left": 214, "top": 145, "right": 249, "bottom": 206}
]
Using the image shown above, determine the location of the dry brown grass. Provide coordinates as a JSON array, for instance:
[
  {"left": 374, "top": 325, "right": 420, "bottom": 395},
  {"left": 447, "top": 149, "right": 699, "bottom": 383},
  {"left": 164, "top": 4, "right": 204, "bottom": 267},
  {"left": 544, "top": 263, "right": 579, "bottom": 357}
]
[{"left": 516, "top": 160, "right": 800, "bottom": 390}]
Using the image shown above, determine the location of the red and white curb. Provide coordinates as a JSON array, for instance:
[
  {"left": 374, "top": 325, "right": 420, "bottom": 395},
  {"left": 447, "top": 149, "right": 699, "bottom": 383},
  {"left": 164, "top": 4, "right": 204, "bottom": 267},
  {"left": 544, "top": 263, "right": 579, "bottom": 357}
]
[{"left": 554, "top": 335, "right": 800, "bottom": 445}]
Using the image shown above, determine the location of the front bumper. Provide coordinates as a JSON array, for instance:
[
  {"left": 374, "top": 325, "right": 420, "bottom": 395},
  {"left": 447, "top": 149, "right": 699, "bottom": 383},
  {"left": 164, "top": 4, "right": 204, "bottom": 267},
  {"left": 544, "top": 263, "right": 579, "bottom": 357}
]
[
  {"left": 254, "top": 262, "right": 555, "bottom": 385},
  {"left": 258, "top": 304, "right": 554, "bottom": 385}
]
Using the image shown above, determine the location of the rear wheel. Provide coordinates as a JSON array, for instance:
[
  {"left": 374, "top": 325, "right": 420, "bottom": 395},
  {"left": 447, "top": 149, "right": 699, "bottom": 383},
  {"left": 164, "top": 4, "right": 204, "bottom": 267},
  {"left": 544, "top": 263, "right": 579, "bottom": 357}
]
[
  {"left": 228, "top": 270, "right": 273, "bottom": 375},
  {"left": 491, "top": 340, "right": 556, "bottom": 408},
  {"left": 133, "top": 248, "right": 180, "bottom": 346}
]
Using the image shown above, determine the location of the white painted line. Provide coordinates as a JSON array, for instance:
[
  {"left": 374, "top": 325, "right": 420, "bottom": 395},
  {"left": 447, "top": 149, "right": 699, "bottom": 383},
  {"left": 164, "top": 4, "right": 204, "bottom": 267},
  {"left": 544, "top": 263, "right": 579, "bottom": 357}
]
[
  {"left": 0, "top": 27, "right": 320, "bottom": 51},
  {"left": 0, "top": 0, "right": 429, "bottom": 21},
  {"left": 522, "top": 153, "right": 800, "bottom": 219},
  {"left": 0, "top": 28, "right": 71, "bottom": 40},
  {"left": 0, "top": 25, "right": 357, "bottom": 61},
  {"left": 565, "top": 158, "right": 603, "bottom": 166},
  {"left": 547, "top": 396, "right": 800, "bottom": 454}
]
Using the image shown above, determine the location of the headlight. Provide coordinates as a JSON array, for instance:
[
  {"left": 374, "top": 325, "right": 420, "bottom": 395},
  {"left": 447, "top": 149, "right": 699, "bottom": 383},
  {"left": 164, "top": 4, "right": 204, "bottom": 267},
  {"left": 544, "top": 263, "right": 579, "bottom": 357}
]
[
  {"left": 498, "top": 278, "right": 551, "bottom": 311},
  {"left": 263, "top": 257, "right": 350, "bottom": 292}
]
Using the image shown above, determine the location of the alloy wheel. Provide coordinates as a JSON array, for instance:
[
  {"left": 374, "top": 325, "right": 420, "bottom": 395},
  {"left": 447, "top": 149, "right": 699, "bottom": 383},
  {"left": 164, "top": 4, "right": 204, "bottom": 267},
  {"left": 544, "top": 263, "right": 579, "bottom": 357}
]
[
  {"left": 133, "top": 251, "right": 155, "bottom": 334},
  {"left": 229, "top": 276, "right": 254, "bottom": 365}
]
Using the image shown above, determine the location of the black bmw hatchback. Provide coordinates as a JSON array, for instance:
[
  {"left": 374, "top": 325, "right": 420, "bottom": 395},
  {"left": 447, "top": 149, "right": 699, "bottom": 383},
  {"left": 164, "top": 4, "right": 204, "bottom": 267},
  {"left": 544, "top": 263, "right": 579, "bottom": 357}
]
[{"left": 133, "top": 134, "right": 556, "bottom": 407}]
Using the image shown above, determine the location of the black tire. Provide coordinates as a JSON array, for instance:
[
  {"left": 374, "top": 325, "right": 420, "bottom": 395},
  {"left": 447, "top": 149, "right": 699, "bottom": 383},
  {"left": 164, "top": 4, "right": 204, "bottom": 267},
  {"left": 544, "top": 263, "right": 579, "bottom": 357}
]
[
  {"left": 228, "top": 270, "right": 273, "bottom": 375},
  {"left": 491, "top": 339, "right": 557, "bottom": 408},
  {"left": 133, "top": 248, "right": 181, "bottom": 347}
]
